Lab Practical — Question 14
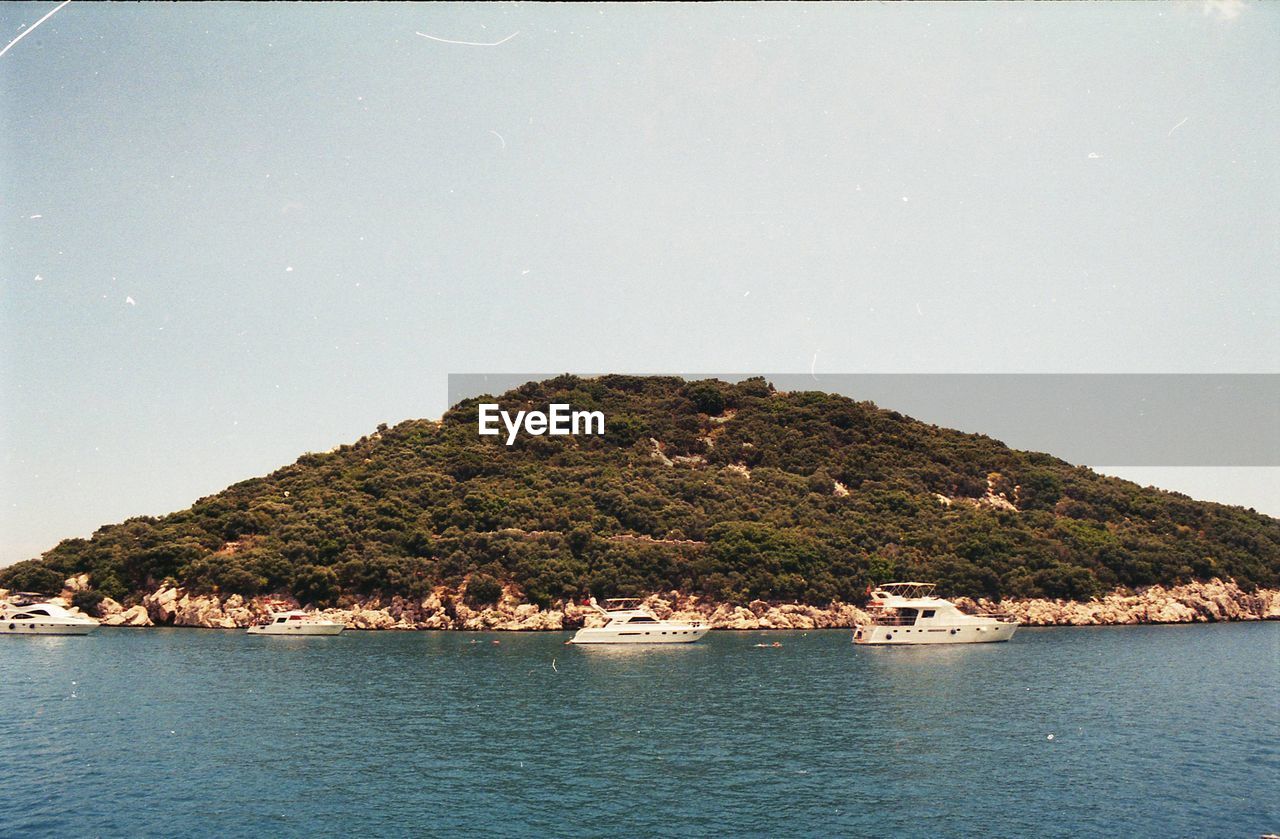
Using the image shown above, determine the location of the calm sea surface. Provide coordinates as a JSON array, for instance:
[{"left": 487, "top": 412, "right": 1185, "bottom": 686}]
[{"left": 1, "top": 624, "right": 1276, "bottom": 838}]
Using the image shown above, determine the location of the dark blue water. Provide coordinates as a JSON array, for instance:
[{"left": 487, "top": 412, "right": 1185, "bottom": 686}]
[{"left": 1, "top": 625, "right": 1276, "bottom": 837}]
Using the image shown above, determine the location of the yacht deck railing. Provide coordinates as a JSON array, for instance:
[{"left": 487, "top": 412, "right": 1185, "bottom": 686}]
[
  {"left": 866, "top": 614, "right": 918, "bottom": 626},
  {"left": 865, "top": 610, "right": 1018, "bottom": 626}
]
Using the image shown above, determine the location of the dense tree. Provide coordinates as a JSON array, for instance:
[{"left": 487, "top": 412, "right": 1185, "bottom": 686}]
[
  {"left": 291, "top": 565, "right": 339, "bottom": 608},
  {"left": 684, "top": 380, "right": 727, "bottom": 415},
  {"left": 1, "top": 560, "right": 65, "bottom": 595},
  {"left": 464, "top": 573, "right": 503, "bottom": 607},
  {"left": 71, "top": 589, "right": 106, "bottom": 617}
]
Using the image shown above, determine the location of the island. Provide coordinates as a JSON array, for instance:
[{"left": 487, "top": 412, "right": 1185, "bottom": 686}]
[{"left": 3, "top": 375, "right": 1277, "bottom": 629}]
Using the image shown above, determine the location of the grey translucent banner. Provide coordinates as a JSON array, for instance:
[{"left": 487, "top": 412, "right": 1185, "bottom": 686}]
[{"left": 447, "top": 374, "right": 1279, "bottom": 467}]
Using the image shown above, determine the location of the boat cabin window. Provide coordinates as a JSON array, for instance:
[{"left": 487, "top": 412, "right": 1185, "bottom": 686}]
[
  {"left": 921, "top": 610, "right": 936, "bottom": 618},
  {"left": 12, "top": 613, "right": 31, "bottom": 620},
  {"left": 275, "top": 617, "right": 287, "bottom": 623},
  {"left": 29, "top": 609, "right": 49, "bottom": 616},
  {"left": 627, "top": 616, "right": 657, "bottom": 623}
]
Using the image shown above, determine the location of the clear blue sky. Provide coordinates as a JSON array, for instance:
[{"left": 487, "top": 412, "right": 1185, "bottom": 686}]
[{"left": 2, "top": 2, "right": 1277, "bottom": 565}]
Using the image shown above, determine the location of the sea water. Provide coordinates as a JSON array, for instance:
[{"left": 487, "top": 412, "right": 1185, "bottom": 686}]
[{"left": 1, "top": 624, "right": 1276, "bottom": 837}]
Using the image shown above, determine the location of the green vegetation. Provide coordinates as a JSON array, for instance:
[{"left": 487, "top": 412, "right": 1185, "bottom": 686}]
[
  {"left": 464, "top": 573, "right": 504, "bottom": 607},
  {"left": 4, "top": 376, "right": 1277, "bottom": 607},
  {"left": 70, "top": 589, "right": 106, "bottom": 617},
  {"left": 0, "top": 560, "right": 65, "bottom": 595}
]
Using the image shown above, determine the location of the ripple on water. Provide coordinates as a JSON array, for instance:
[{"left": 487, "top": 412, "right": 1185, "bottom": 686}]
[{"left": 0, "top": 624, "right": 1276, "bottom": 837}]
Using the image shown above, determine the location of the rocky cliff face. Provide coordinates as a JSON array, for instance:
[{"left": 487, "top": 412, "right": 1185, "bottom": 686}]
[
  {"left": 958, "top": 578, "right": 1280, "bottom": 626},
  {"left": 78, "top": 577, "right": 1280, "bottom": 630},
  {"left": 88, "top": 585, "right": 870, "bottom": 630}
]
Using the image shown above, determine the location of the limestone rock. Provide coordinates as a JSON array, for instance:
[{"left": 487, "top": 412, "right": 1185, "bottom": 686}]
[
  {"left": 174, "top": 593, "right": 237, "bottom": 628},
  {"left": 103, "top": 604, "right": 152, "bottom": 627},
  {"left": 144, "top": 586, "right": 181, "bottom": 625},
  {"left": 648, "top": 438, "right": 674, "bottom": 467},
  {"left": 992, "top": 578, "right": 1276, "bottom": 626},
  {"left": 78, "top": 576, "right": 1280, "bottom": 632},
  {"left": 63, "top": 573, "right": 91, "bottom": 593},
  {"left": 348, "top": 607, "right": 396, "bottom": 630}
]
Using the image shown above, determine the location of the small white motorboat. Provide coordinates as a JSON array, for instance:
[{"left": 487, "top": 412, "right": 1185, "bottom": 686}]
[
  {"left": 246, "top": 610, "right": 345, "bottom": 636},
  {"left": 854, "top": 582, "right": 1018, "bottom": 645},
  {"left": 567, "top": 598, "right": 708, "bottom": 645},
  {"left": 1, "top": 597, "right": 99, "bottom": 635}
]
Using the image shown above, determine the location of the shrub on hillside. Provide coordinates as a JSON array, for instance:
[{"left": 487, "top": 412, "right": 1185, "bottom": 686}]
[
  {"left": 464, "top": 573, "right": 503, "bottom": 607},
  {"left": 71, "top": 589, "right": 106, "bottom": 617},
  {"left": 0, "top": 560, "right": 64, "bottom": 595}
]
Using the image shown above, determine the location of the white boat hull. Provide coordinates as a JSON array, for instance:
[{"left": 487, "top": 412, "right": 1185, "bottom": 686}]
[
  {"left": 1, "top": 620, "right": 97, "bottom": 635},
  {"left": 854, "top": 621, "right": 1016, "bottom": 645},
  {"left": 568, "top": 624, "right": 709, "bottom": 644},
  {"left": 246, "top": 622, "right": 344, "bottom": 636}
]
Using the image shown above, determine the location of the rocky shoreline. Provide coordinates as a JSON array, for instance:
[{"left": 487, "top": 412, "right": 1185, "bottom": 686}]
[
  {"left": 10, "top": 576, "right": 1274, "bottom": 631},
  {"left": 958, "top": 577, "right": 1280, "bottom": 626}
]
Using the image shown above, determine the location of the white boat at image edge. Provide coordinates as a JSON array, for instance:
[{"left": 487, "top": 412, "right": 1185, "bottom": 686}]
[
  {"left": 246, "top": 609, "right": 345, "bottom": 636},
  {"left": 567, "top": 598, "right": 709, "bottom": 644},
  {"left": 854, "top": 582, "right": 1018, "bottom": 645},
  {"left": 1, "top": 595, "right": 100, "bottom": 635}
]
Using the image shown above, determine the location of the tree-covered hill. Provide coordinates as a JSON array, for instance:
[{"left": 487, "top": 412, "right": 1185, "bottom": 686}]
[{"left": 4, "top": 375, "right": 1277, "bottom": 609}]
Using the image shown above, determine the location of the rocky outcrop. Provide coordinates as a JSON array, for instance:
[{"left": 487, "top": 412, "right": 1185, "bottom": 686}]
[
  {"left": 981, "top": 472, "right": 1019, "bottom": 511},
  {"left": 648, "top": 438, "right": 674, "bottom": 467},
  {"left": 968, "top": 578, "right": 1280, "bottom": 626},
  {"left": 61, "top": 573, "right": 91, "bottom": 595},
  {"left": 143, "top": 586, "right": 180, "bottom": 625},
  {"left": 60, "top": 576, "right": 1280, "bottom": 631},
  {"left": 630, "top": 594, "right": 871, "bottom": 630},
  {"left": 934, "top": 472, "right": 1020, "bottom": 512},
  {"left": 89, "top": 584, "right": 574, "bottom": 631},
  {"left": 126, "top": 586, "right": 271, "bottom": 628},
  {"left": 102, "top": 604, "right": 152, "bottom": 627},
  {"left": 144, "top": 586, "right": 232, "bottom": 627}
]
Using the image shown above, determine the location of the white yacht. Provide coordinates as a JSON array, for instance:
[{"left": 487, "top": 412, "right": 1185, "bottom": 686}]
[
  {"left": 246, "top": 610, "right": 345, "bottom": 636},
  {"left": 2, "top": 598, "right": 100, "bottom": 635},
  {"left": 853, "top": 582, "right": 1018, "bottom": 645},
  {"left": 567, "top": 598, "right": 709, "bottom": 645}
]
